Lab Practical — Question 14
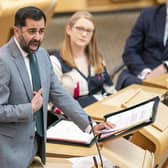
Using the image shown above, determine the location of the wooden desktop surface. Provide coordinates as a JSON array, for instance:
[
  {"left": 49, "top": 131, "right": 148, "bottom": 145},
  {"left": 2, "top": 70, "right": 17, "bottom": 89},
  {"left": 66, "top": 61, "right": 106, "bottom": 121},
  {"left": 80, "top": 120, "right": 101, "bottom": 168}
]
[
  {"left": 84, "top": 84, "right": 167, "bottom": 122},
  {"left": 143, "top": 73, "right": 168, "bottom": 89},
  {"left": 46, "top": 142, "right": 98, "bottom": 158},
  {"left": 46, "top": 138, "right": 153, "bottom": 168},
  {"left": 45, "top": 157, "right": 71, "bottom": 168},
  {"left": 102, "top": 138, "right": 153, "bottom": 168}
]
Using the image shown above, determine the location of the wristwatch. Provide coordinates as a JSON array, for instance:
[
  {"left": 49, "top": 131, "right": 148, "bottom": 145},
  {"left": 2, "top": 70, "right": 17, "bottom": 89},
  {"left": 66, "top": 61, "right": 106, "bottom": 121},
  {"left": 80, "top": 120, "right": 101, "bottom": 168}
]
[{"left": 162, "top": 61, "right": 168, "bottom": 72}]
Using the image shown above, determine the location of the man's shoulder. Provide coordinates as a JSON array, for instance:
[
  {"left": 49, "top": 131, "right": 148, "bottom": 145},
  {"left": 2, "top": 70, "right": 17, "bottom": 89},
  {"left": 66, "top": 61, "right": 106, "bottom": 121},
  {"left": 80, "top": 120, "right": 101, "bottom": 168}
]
[
  {"left": 137, "top": 4, "right": 166, "bottom": 22},
  {"left": 37, "top": 47, "right": 49, "bottom": 56},
  {"left": 36, "top": 47, "right": 51, "bottom": 64},
  {"left": 38, "top": 47, "right": 47, "bottom": 53},
  {"left": 0, "top": 44, "right": 10, "bottom": 59}
]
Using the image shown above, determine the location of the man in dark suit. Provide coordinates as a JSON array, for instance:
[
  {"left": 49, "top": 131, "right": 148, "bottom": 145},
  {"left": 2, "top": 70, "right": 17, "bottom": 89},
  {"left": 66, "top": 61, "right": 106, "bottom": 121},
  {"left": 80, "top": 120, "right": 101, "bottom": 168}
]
[
  {"left": 116, "top": 2, "right": 168, "bottom": 90},
  {"left": 0, "top": 7, "right": 113, "bottom": 168}
]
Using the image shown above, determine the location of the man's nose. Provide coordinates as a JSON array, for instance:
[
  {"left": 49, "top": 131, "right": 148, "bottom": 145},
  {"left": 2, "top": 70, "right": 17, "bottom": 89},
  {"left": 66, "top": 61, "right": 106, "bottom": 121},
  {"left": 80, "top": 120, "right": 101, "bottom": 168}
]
[{"left": 33, "top": 32, "right": 43, "bottom": 40}]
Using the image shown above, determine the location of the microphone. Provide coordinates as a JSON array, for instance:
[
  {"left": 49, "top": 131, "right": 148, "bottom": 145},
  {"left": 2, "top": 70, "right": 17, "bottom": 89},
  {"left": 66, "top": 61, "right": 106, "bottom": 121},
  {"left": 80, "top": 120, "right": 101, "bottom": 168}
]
[
  {"left": 162, "top": 91, "right": 168, "bottom": 106},
  {"left": 88, "top": 116, "right": 104, "bottom": 168}
]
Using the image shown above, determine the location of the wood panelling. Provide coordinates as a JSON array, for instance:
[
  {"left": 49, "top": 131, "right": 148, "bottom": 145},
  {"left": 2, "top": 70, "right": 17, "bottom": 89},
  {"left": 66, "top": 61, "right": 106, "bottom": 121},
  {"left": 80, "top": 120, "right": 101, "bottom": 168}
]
[{"left": 55, "top": 0, "right": 160, "bottom": 13}]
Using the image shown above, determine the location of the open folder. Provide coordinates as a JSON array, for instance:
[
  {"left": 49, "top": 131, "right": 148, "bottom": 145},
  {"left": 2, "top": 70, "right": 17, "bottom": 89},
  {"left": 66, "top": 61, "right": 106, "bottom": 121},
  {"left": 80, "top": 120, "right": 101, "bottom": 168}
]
[
  {"left": 47, "top": 96, "right": 159, "bottom": 146},
  {"left": 99, "top": 96, "right": 159, "bottom": 142},
  {"left": 47, "top": 119, "right": 95, "bottom": 146}
]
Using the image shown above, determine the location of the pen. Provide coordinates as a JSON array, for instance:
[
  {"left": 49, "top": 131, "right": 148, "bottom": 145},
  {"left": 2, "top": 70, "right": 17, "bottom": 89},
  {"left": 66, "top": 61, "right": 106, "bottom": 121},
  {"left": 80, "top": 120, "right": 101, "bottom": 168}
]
[{"left": 93, "top": 156, "right": 98, "bottom": 168}]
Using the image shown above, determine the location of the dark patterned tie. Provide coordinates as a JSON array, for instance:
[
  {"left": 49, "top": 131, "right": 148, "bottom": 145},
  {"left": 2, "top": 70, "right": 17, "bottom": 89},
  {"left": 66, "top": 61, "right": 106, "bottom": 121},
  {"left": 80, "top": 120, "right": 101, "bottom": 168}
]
[{"left": 29, "top": 54, "right": 44, "bottom": 137}]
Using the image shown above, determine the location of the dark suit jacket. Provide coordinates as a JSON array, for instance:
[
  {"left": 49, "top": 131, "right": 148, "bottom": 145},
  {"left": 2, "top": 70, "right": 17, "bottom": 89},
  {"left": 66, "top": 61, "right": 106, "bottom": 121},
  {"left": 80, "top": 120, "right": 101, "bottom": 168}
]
[{"left": 116, "top": 4, "right": 168, "bottom": 90}]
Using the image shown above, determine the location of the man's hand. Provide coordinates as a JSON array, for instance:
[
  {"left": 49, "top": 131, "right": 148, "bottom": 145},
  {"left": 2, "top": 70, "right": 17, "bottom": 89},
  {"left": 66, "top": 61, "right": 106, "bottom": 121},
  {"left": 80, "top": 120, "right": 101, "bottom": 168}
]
[
  {"left": 93, "top": 122, "right": 115, "bottom": 135},
  {"left": 145, "top": 64, "right": 167, "bottom": 79},
  {"left": 31, "top": 88, "right": 43, "bottom": 113}
]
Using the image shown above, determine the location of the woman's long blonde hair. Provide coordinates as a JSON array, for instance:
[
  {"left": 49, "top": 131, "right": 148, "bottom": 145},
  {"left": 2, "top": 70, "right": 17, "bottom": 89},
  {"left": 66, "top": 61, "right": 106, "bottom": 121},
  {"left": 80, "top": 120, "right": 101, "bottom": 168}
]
[{"left": 60, "top": 11, "right": 104, "bottom": 74}]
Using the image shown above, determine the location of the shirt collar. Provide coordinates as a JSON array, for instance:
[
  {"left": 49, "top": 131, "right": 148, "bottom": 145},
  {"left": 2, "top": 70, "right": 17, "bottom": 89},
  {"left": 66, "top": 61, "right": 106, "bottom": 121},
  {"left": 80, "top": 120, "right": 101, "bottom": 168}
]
[{"left": 14, "top": 37, "right": 28, "bottom": 58}]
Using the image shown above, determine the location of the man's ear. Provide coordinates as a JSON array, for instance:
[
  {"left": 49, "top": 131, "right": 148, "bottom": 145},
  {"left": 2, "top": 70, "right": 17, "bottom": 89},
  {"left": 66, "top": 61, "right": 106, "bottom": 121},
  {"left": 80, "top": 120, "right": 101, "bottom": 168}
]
[
  {"left": 13, "top": 26, "right": 21, "bottom": 40},
  {"left": 13, "top": 26, "right": 19, "bottom": 34}
]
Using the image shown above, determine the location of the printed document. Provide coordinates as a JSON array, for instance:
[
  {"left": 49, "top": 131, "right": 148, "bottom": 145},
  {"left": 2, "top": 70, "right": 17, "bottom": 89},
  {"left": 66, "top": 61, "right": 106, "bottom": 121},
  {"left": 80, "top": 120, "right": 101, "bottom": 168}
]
[
  {"left": 47, "top": 120, "right": 94, "bottom": 145},
  {"left": 100, "top": 101, "right": 154, "bottom": 138}
]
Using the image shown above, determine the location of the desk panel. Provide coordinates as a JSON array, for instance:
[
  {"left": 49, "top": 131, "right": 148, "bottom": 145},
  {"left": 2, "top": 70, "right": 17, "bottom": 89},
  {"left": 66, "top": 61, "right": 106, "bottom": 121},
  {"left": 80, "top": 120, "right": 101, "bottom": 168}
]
[{"left": 46, "top": 142, "right": 97, "bottom": 157}]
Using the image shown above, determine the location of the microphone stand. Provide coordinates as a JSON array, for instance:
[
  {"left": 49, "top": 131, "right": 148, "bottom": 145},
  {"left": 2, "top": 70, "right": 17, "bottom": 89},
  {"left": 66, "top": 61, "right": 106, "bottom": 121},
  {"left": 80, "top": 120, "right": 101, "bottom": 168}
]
[{"left": 88, "top": 116, "right": 104, "bottom": 168}]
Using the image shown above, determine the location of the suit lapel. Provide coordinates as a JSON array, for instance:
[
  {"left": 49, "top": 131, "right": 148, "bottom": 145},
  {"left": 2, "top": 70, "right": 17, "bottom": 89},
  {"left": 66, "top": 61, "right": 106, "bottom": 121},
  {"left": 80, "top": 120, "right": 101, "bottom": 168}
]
[
  {"left": 15, "top": 56, "right": 32, "bottom": 100},
  {"left": 9, "top": 38, "right": 32, "bottom": 101}
]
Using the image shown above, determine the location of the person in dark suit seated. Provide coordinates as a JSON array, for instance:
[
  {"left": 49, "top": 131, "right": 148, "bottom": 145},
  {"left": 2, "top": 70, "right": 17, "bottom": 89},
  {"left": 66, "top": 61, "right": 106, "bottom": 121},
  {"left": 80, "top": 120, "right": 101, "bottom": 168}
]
[
  {"left": 116, "top": 2, "right": 168, "bottom": 90},
  {"left": 50, "top": 11, "right": 116, "bottom": 108},
  {"left": 0, "top": 6, "right": 114, "bottom": 168}
]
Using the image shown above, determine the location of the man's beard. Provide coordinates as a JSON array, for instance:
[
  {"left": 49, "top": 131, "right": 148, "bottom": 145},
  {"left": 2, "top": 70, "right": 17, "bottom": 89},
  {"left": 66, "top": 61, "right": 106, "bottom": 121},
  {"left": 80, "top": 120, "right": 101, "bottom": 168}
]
[{"left": 19, "top": 35, "right": 41, "bottom": 54}]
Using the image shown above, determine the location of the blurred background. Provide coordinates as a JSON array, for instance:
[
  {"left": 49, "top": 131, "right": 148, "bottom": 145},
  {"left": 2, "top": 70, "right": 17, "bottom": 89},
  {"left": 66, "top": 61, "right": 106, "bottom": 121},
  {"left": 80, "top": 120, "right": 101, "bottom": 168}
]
[
  {"left": 0, "top": 0, "right": 165, "bottom": 83},
  {"left": 42, "top": 10, "right": 139, "bottom": 82}
]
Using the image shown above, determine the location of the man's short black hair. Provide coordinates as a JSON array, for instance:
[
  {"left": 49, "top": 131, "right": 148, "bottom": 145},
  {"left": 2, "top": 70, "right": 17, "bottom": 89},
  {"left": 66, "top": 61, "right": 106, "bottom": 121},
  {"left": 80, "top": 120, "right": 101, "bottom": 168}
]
[{"left": 14, "top": 6, "right": 46, "bottom": 27}]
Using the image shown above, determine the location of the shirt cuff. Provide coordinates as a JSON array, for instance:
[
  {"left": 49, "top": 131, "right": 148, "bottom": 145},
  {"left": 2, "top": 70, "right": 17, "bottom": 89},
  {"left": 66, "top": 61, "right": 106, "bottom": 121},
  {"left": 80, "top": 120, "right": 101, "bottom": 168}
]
[
  {"left": 163, "top": 61, "right": 168, "bottom": 66},
  {"left": 138, "top": 68, "right": 152, "bottom": 80},
  {"left": 162, "top": 61, "right": 168, "bottom": 72},
  {"left": 85, "top": 121, "right": 97, "bottom": 134}
]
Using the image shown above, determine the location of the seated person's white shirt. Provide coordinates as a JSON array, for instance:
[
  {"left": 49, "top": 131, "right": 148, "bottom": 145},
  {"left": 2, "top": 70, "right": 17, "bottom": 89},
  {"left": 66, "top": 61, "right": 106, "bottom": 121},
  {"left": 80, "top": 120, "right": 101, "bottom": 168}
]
[{"left": 50, "top": 55, "right": 116, "bottom": 100}]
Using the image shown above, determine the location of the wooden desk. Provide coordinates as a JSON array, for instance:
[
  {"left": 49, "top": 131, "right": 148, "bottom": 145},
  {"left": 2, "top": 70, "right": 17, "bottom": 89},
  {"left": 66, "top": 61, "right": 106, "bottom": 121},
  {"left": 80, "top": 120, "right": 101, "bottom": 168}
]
[
  {"left": 55, "top": 0, "right": 157, "bottom": 13},
  {"left": 45, "top": 157, "right": 71, "bottom": 168},
  {"left": 143, "top": 73, "right": 168, "bottom": 89},
  {"left": 46, "top": 142, "right": 98, "bottom": 158},
  {"left": 46, "top": 138, "right": 154, "bottom": 168},
  {"left": 84, "top": 84, "right": 167, "bottom": 122},
  {"left": 84, "top": 84, "right": 168, "bottom": 167},
  {"left": 102, "top": 138, "right": 154, "bottom": 168},
  {"left": 131, "top": 103, "right": 168, "bottom": 167}
]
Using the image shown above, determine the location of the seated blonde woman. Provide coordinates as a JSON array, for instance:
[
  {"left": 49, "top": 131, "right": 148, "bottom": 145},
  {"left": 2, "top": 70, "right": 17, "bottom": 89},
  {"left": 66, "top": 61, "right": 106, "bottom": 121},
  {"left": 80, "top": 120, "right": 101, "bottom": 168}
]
[{"left": 50, "top": 11, "right": 116, "bottom": 107}]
